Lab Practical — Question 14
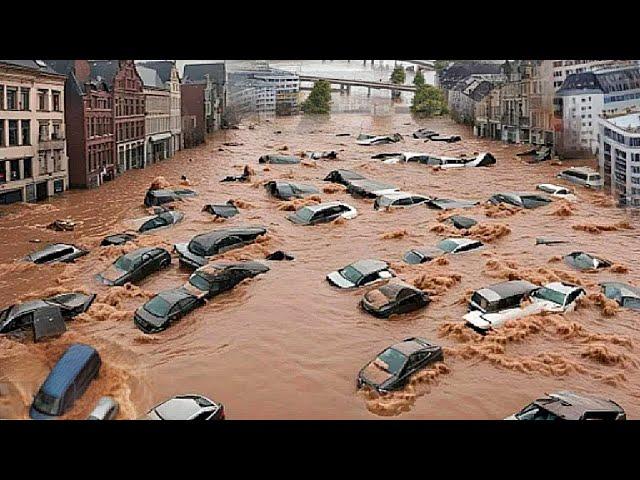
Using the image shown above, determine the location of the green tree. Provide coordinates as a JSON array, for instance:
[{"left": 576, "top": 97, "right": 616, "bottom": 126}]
[
  {"left": 301, "top": 79, "right": 332, "bottom": 114},
  {"left": 390, "top": 66, "right": 406, "bottom": 85},
  {"left": 411, "top": 84, "right": 448, "bottom": 118},
  {"left": 413, "top": 70, "right": 425, "bottom": 87}
]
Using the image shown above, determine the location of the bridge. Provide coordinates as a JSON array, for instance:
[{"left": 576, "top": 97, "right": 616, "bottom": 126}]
[{"left": 299, "top": 75, "right": 418, "bottom": 95}]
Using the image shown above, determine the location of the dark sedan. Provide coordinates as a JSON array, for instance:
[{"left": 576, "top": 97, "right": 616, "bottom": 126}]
[
  {"left": 144, "top": 188, "right": 197, "bottom": 207},
  {"left": 97, "top": 247, "right": 171, "bottom": 286},
  {"left": 100, "top": 233, "right": 137, "bottom": 247},
  {"left": 174, "top": 226, "right": 267, "bottom": 269},
  {"left": 488, "top": 192, "right": 551, "bottom": 209},
  {"left": 361, "top": 281, "right": 430, "bottom": 318},
  {"left": 357, "top": 337, "right": 444, "bottom": 393},
  {"left": 564, "top": 251, "right": 612, "bottom": 271},
  {"left": 25, "top": 243, "right": 88, "bottom": 264},
  {"left": 143, "top": 394, "right": 225, "bottom": 420},
  {"left": 264, "top": 181, "right": 319, "bottom": 200},
  {"left": 185, "top": 261, "right": 269, "bottom": 299},
  {"left": 134, "top": 287, "right": 203, "bottom": 333},
  {"left": 323, "top": 169, "right": 365, "bottom": 185},
  {"left": 138, "top": 211, "right": 184, "bottom": 233}
]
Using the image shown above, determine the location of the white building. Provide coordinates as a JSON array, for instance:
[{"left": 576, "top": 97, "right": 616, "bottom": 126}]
[
  {"left": 234, "top": 68, "right": 299, "bottom": 115},
  {"left": 138, "top": 66, "right": 171, "bottom": 166},
  {"left": 555, "top": 65, "right": 640, "bottom": 155},
  {"left": 598, "top": 110, "right": 640, "bottom": 207},
  {"left": 551, "top": 60, "right": 637, "bottom": 90},
  {"left": 0, "top": 60, "right": 68, "bottom": 204}
]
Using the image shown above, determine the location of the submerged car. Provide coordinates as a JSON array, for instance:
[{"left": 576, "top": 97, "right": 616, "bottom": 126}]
[
  {"left": 287, "top": 202, "right": 357, "bottom": 225},
  {"left": 264, "top": 181, "right": 319, "bottom": 200},
  {"left": 202, "top": 202, "right": 239, "bottom": 219},
  {"left": 488, "top": 192, "right": 552, "bottom": 209},
  {"left": 323, "top": 169, "right": 365, "bottom": 185},
  {"left": 426, "top": 198, "right": 479, "bottom": 210},
  {"left": 25, "top": 243, "right": 88, "bottom": 264},
  {"left": 144, "top": 188, "right": 197, "bottom": 207},
  {"left": 347, "top": 179, "right": 399, "bottom": 198},
  {"left": 564, "top": 251, "right": 612, "bottom": 271},
  {"left": 600, "top": 282, "right": 640, "bottom": 310},
  {"left": 429, "top": 134, "right": 461, "bottom": 143},
  {"left": 556, "top": 167, "right": 603, "bottom": 189},
  {"left": 361, "top": 281, "right": 430, "bottom": 318},
  {"left": 412, "top": 128, "right": 438, "bottom": 139},
  {"left": 174, "top": 226, "right": 267, "bottom": 269},
  {"left": 506, "top": 391, "right": 626, "bottom": 420},
  {"left": 0, "top": 292, "right": 95, "bottom": 341},
  {"left": 356, "top": 133, "right": 402, "bottom": 145},
  {"left": 134, "top": 287, "right": 203, "bottom": 333},
  {"left": 403, "top": 238, "right": 483, "bottom": 264},
  {"left": 516, "top": 146, "right": 552, "bottom": 163},
  {"left": 464, "top": 281, "right": 584, "bottom": 332},
  {"left": 258, "top": 154, "right": 300, "bottom": 164},
  {"left": 143, "top": 394, "right": 225, "bottom": 420},
  {"left": 357, "top": 337, "right": 444, "bottom": 393},
  {"left": 138, "top": 210, "right": 184, "bottom": 233},
  {"left": 97, "top": 247, "right": 171, "bottom": 286},
  {"left": 184, "top": 261, "right": 269, "bottom": 299},
  {"left": 374, "top": 192, "right": 431, "bottom": 210},
  {"left": 100, "top": 232, "right": 137, "bottom": 247},
  {"left": 305, "top": 151, "right": 338, "bottom": 160},
  {"left": 536, "top": 183, "right": 577, "bottom": 201},
  {"left": 326, "top": 259, "right": 394, "bottom": 289},
  {"left": 87, "top": 396, "right": 119, "bottom": 420},
  {"left": 445, "top": 215, "right": 478, "bottom": 230}
]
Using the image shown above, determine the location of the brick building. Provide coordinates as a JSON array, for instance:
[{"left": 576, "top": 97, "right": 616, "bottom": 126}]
[{"left": 181, "top": 83, "right": 206, "bottom": 148}]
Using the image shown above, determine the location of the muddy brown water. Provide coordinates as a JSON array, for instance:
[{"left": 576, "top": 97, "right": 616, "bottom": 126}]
[{"left": 1, "top": 114, "right": 639, "bottom": 419}]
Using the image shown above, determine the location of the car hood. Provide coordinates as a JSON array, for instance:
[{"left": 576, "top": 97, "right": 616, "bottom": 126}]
[
  {"left": 359, "top": 361, "right": 394, "bottom": 388},
  {"left": 463, "top": 310, "right": 492, "bottom": 330},
  {"left": 326, "top": 271, "right": 356, "bottom": 289},
  {"left": 98, "top": 265, "right": 127, "bottom": 284},
  {"left": 174, "top": 243, "right": 208, "bottom": 267},
  {"left": 135, "top": 306, "right": 167, "bottom": 328},
  {"left": 286, "top": 213, "right": 308, "bottom": 225}
]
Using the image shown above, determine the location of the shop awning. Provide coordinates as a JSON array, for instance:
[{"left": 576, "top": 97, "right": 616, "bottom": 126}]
[{"left": 150, "top": 133, "right": 172, "bottom": 142}]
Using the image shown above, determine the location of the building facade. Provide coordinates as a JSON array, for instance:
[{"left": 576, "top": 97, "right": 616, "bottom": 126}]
[
  {"left": 598, "top": 111, "right": 640, "bottom": 207},
  {"left": 183, "top": 63, "right": 227, "bottom": 133},
  {"left": 138, "top": 66, "right": 171, "bottom": 166},
  {"left": 0, "top": 60, "right": 68, "bottom": 204},
  {"left": 448, "top": 76, "right": 494, "bottom": 125},
  {"left": 181, "top": 83, "right": 206, "bottom": 148},
  {"left": 551, "top": 60, "right": 637, "bottom": 90}
]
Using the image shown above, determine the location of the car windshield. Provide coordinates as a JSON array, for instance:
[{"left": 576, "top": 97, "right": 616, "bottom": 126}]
[
  {"left": 189, "top": 274, "right": 210, "bottom": 291},
  {"left": 32, "top": 390, "right": 60, "bottom": 415},
  {"left": 471, "top": 292, "right": 492, "bottom": 312},
  {"left": 437, "top": 239, "right": 460, "bottom": 253},
  {"left": 516, "top": 404, "right": 559, "bottom": 420},
  {"left": 114, "top": 255, "right": 135, "bottom": 271},
  {"left": 532, "top": 287, "right": 566, "bottom": 306},
  {"left": 296, "top": 207, "right": 315, "bottom": 222},
  {"left": 144, "top": 296, "right": 172, "bottom": 317},
  {"left": 571, "top": 253, "right": 596, "bottom": 269},
  {"left": 376, "top": 348, "right": 408, "bottom": 375},
  {"left": 339, "top": 265, "right": 363, "bottom": 284}
]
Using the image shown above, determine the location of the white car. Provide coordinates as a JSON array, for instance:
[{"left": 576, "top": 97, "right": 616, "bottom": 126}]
[
  {"left": 536, "top": 183, "right": 577, "bottom": 201},
  {"left": 374, "top": 192, "right": 431, "bottom": 210},
  {"left": 326, "top": 259, "right": 395, "bottom": 289},
  {"left": 287, "top": 201, "right": 358, "bottom": 225},
  {"left": 464, "top": 281, "right": 585, "bottom": 331}
]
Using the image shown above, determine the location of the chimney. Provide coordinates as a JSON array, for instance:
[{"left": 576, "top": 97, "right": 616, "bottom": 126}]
[{"left": 74, "top": 60, "right": 90, "bottom": 82}]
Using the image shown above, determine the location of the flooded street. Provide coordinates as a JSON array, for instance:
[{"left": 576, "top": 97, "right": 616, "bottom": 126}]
[{"left": 1, "top": 111, "right": 639, "bottom": 420}]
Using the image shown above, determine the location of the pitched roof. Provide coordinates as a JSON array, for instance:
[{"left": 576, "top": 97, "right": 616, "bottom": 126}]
[
  {"left": 138, "top": 60, "right": 175, "bottom": 84},
  {"left": 0, "top": 60, "right": 62, "bottom": 76},
  {"left": 137, "top": 65, "right": 165, "bottom": 89},
  {"left": 557, "top": 66, "right": 640, "bottom": 96},
  {"left": 183, "top": 63, "right": 226, "bottom": 85},
  {"left": 88, "top": 60, "right": 119, "bottom": 87},
  {"left": 439, "top": 62, "right": 503, "bottom": 89}
]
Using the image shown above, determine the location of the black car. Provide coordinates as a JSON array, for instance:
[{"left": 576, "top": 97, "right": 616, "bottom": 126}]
[
  {"left": 600, "top": 282, "right": 640, "bottom": 310},
  {"left": 426, "top": 198, "right": 479, "bottom": 210},
  {"left": 0, "top": 292, "right": 95, "bottom": 341},
  {"left": 264, "top": 181, "right": 319, "bottom": 200},
  {"left": 445, "top": 215, "right": 478, "bottom": 230},
  {"left": 413, "top": 128, "right": 438, "bottom": 139},
  {"left": 143, "top": 394, "right": 225, "bottom": 420},
  {"left": 134, "top": 287, "right": 203, "bottom": 333},
  {"left": 25, "top": 243, "right": 88, "bottom": 264},
  {"left": 361, "top": 281, "right": 430, "bottom": 318},
  {"left": 100, "top": 233, "right": 137, "bottom": 247},
  {"left": 138, "top": 211, "right": 184, "bottom": 233},
  {"left": 429, "top": 134, "right": 461, "bottom": 143},
  {"left": 258, "top": 154, "right": 300, "bottom": 164},
  {"left": 488, "top": 192, "right": 551, "bottom": 209},
  {"left": 97, "top": 247, "right": 171, "bottom": 286},
  {"left": 564, "top": 251, "right": 612, "bottom": 271},
  {"left": 185, "top": 261, "right": 269, "bottom": 299},
  {"left": 202, "top": 202, "right": 239, "bottom": 219},
  {"left": 144, "top": 188, "right": 197, "bottom": 207},
  {"left": 323, "top": 169, "right": 365, "bottom": 186},
  {"left": 506, "top": 391, "right": 626, "bottom": 420},
  {"left": 174, "top": 227, "right": 267, "bottom": 269},
  {"left": 357, "top": 337, "right": 444, "bottom": 393},
  {"left": 346, "top": 179, "right": 398, "bottom": 199}
]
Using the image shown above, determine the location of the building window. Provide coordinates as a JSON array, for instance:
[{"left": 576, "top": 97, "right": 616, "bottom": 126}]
[
  {"left": 52, "top": 91, "right": 61, "bottom": 111},
  {"left": 52, "top": 122, "right": 62, "bottom": 140},
  {"left": 39, "top": 122, "right": 49, "bottom": 141},
  {"left": 8, "top": 120, "right": 18, "bottom": 145},
  {"left": 19, "top": 88, "right": 30, "bottom": 110},
  {"left": 10, "top": 159, "right": 20, "bottom": 180},
  {"left": 0, "top": 85, "right": 4, "bottom": 110},
  {"left": 53, "top": 151, "right": 63, "bottom": 172},
  {"left": 0, "top": 161, "right": 5, "bottom": 183},
  {"left": 39, "top": 152, "right": 47, "bottom": 173},
  {"left": 6, "top": 87, "right": 17, "bottom": 110},
  {"left": 24, "top": 158, "right": 32, "bottom": 178},
  {"left": 21, "top": 120, "right": 30, "bottom": 145},
  {"left": 0, "top": 120, "right": 4, "bottom": 147},
  {"left": 38, "top": 89, "right": 48, "bottom": 110}
]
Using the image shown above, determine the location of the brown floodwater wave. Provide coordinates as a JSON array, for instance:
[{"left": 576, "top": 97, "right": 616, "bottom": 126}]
[{"left": 1, "top": 114, "right": 639, "bottom": 419}]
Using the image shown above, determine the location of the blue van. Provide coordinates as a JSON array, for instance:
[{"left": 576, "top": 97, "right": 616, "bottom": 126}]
[{"left": 29, "top": 343, "right": 101, "bottom": 419}]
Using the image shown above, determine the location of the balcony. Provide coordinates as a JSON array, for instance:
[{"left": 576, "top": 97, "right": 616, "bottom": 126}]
[{"left": 38, "top": 138, "right": 65, "bottom": 151}]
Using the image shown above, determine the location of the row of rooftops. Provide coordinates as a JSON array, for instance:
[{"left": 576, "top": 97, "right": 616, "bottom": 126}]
[{"left": 556, "top": 65, "right": 640, "bottom": 97}]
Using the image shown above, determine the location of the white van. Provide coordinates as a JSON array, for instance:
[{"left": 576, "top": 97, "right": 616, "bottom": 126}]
[{"left": 556, "top": 167, "right": 603, "bottom": 189}]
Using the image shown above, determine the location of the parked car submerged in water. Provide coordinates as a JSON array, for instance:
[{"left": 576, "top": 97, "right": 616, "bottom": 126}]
[
  {"left": 361, "top": 281, "right": 430, "bottom": 318},
  {"left": 374, "top": 192, "right": 431, "bottom": 210},
  {"left": 174, "top": 226, "right": 267, "bottom": 269},
  {"left": 142, "top": 394, "right": 225, "bottom": 420},
  {"left": 87, "top": 396, "right": 119, "bottom": 420},
  {"left": 184, "top": 261, "right": 269, "bottom": 299},
  {"left": 600, "top": 282, "right": 640, "bottom": 310},
  {"left": 25, "top": 243, "right": 88, "bottom": 264},
  {"left": 137, "top": 210, "right": 184, "bottom": 233},
  {"left": 357, "top": 337, "right": 443, "bottom": 393},
  {"left": 536, "top": 183, "right": 577, "bottom": 201},
  {"left": 326, "top": 259, "right": 394, "bottom": 289},
  {"left": 403, "top": 238, "right": 483, "bottom": 264},
  {"left": 556, "top": 167, "right": 603, "bottom": 189},
  {"left": 97, "top": 247, "right": 171, "bottom": 286},
  {"left": 506, "top": 391, "right": 626, "bottom": 420},
  {"left": 134, "top": 287, "right": 203, "bottom": 333},
  {"left": 287, "top": 202, "right": 357, "bottom": 225},
  {"left": 564, "top": 251, "right": 612, "bottom": 271},
  {"left": 323, "top": 169, "right": 365, "bottom": 185},
  {"left": 100, "top": 232, "right": 137, "bottom": 247},
  {"left": 488, "top": 192, "right": 552, "bottom": 209},
  {"left": 144, "top": 188, "right": 197, "bottom": 207},
  {"left": 264, "top": 181, "right": 319, "bottom": 200}
]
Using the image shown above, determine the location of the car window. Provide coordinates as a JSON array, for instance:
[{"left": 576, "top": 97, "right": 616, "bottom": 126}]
[
  {"left": 623, "top": 298, "right": 640, "bottom": 309},
  {"left": 396, "top": 198, "right": 413, "bottom": 206},
  {"left": 377, "top": 348, "right": 408, "bottom": 375},
  {"left": 192, "top": 409, "right": 213, "bottom": 421},
  {"left": 189, "top": 274, "right": 211, "bottom": 291},
  {"left": 516, "top": 404, "right": 559, "bottom": 420},
  {"left": 217, "top": 236, "right": 241, "bottom": 248},
  {"left": 411, "top": 196, "right": 426, "bottom": 204},
  {"left": 14, "top": 312, "right": 34, "bottom": 328}
]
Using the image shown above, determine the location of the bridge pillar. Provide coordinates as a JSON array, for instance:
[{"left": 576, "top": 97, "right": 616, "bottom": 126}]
[
  {"left": 346, "top": 85, "right": 351, "bottom": 95},
  {"left": 367, "top": 87, "right": 371, "bottom": 97}
]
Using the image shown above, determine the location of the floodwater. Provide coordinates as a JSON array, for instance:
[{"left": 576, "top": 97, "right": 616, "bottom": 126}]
[{"left": 1, "top": 112, "right": 639, "bottom": 420}]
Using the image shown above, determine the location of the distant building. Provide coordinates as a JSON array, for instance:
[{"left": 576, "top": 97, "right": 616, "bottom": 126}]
[
  {"left": 598, "top": 110, "right": 640, "bottom": 207},
  {"left": 138, "top": 61, "right": 182, "bottom": 156},
  {"left": 138, "top": 66, "right": 171, "bottom": 166},
  {"left": 474, "top": 85, "right": 502, "bottom": 140},
  {"left": 45, "top": 60, "right": 115, "bottom": 188},
  {"left": 448, "top": 76, "right": 494, "bottom": 125},
  {"left": 529, "top": 60, "right": 557, "bottom": 147},
  {"left": 183, "top": 63, "right": 226, "bottom": 133},
  {"left": 436, "top": 62, "right": 504, "bottom": 96},
  {"left": 227, "top": 72, "right": 276, "bottom": 123},
  {"left": 181, "top": 83, "right": 206, "bottom": 148},
  {"left": 0, "top": 60, "right": 68, "bottom": 204},
  {"left": 231, "top": 68, "right": 299, "bottom": 116},
  {"left": 551, "top": 60, "right": 637, "bottom": 90},
  {"left": 556, "top": 65, "right": 640, "bottom": 156}
]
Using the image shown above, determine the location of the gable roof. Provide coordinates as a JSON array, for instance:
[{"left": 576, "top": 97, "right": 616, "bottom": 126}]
[
  {"left": 138, "top": 60, "right": 175, "bottom": 84},
  {"left": 183, "top": 63, "right": 226, "bottom": 85},
  {"left": 439, "top": 62, "right": 503, "bottom": 89},
  {"left": 88, "top": 60, "right": 119, "bottom": 88},
  {"left": 137, "top": 65, "right": 165, "bottom": 89},
  {"left": 0, "top": 60, "right": 63, "bottom": 77}
]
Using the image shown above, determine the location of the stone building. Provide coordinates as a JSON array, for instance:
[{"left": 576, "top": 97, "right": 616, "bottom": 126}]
[
  {"left": 474, "top": 86, "right": 502, "bottom": 140},
  {"left": 138, "top": 66, "right": 171, "bottom": 166},
  {"left": 0, "top": 60, "right": 68, "bottom": 204}
]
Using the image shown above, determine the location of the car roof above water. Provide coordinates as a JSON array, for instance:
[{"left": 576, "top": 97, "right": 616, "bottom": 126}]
[
  {"left": 534, "top": 391, "right": 624, "bottom": 419},
  {"left": 476, "top": 280, "right": 539, "bottom": 302},
  {"left": 349, "top": 259, "right": 388, "bottom": 275},
  {"left": 40, "top": 343, "right": 98, "bottom": 397}
]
